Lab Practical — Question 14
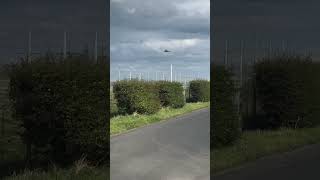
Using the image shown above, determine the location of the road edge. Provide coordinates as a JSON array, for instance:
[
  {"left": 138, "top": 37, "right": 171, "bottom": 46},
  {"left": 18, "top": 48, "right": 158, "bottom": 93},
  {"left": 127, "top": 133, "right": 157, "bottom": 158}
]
[{"left": 110, "top": 107, "right": 209, "bottom": 139}]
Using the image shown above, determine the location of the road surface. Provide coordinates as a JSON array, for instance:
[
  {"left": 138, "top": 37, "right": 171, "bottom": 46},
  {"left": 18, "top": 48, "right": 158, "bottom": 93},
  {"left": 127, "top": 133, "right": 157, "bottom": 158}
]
[
  {"left": 214, "top": 143, "right": 320, "bottom": 180},
  {"left": 111, "top": 108, "right": 210, "bottom": 180}
]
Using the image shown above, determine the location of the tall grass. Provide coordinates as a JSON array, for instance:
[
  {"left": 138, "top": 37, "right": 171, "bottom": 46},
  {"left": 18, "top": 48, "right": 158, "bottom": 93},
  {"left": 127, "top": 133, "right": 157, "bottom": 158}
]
[
  {"left": 212, "top": 127, "right": 320, "bottom": 174},
  {"left": 111, "top": 102, "right": 210, "bottom": 135},
  {"left": 5, "top": 163, "right": 109, "bottom": 180}
]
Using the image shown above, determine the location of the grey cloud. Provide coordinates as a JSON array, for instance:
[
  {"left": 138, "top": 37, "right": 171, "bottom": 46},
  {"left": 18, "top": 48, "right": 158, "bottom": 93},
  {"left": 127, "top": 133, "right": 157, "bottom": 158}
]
[
  {"left": 214, "top": 0, "right": 320, "bottom": 16},
  {"left": 111, "top": 0, "right": 209, "bottom": 35},
  {"left": 0, "top": 0, "right": 108, "bottom": 64},
  {"left": 111, "top": 0, "right": 210, "bottom": 81},
  {"left": 212, "top": 0, "right": 320, "bottom": 66}
]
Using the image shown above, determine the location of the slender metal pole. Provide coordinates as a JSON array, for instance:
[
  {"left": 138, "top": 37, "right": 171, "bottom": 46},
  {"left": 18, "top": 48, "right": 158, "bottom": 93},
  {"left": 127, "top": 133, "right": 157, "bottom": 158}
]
[
  {"left": 225, "top": 40, "right": 229, "bottom": 67},
  {"left": 268, "top": 40, "right": 272, "bottom": 58},
  {"left": 237, "top": 40, "right": 245, "bottom": 131},
  {"left": 28, "top": 31, "right": 32, "bottom": 61},
  {"left": 240, "top": 40, "right": 244, "bottom": 87},
  {"left": 68, "top": 32, "right": 72, "bottom": 56},
  {"left": 63, "top": 31, "right": 67, "bottom": 59},
  {"left": 254, "top": 39, "right": 258, "bottom": 64},
  {"left": 94, "top": 32, "right": 98, "bottom": 62},
  {"left": 170, "top": 64, "right": 173, "bottom": 82},
  {"left": 262, "top": 40, "right": 266, "bottom": 58}
]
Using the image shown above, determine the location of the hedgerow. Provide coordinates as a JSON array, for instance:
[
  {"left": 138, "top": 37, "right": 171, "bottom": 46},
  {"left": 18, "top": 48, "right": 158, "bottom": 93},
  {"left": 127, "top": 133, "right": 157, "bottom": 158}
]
[
  {"left": 211, "top": 66, "right": 240, "bottom": 148},
  {"left": 154, "top": 81, "right": 185, "bottom": 108},
  {"left": 113, "top": 80, "right": 160, "bottom": 115},
  {"left": 253, "top": 55, "right": 318, "bottom": 129},
  {"left": 8, "top": 54, "right": 109, "bottom": 167},
  {"left": 189, "top": 80, "right": 210, "bottom": 102},
  {"left": 110, "top": 89, "right": 118, "bottom": 116}
]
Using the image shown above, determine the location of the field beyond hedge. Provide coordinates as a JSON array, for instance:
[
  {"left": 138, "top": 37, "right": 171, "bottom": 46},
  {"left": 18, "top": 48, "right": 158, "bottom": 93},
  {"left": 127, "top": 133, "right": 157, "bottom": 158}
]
[
  {"left": 212, "top": 126, "right": 320, "bottom": 174},
  {"left": 110, "top": 102, "right": 210, "bottom": 136}
]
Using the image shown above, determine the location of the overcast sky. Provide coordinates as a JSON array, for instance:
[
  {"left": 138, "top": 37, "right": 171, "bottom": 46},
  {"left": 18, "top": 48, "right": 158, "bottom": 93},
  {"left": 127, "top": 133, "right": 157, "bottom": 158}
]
[
  {"left": 0, "top": 0, "right": 107, "bottom": 65},
  {"left": 110, "top": 0, "right": 210, "bottom": 81},
  {"left": 212, "top": 0, "right": 320, "bottom": 67},
  {"left": 2, "top": 0, "right": 320, "bottom": 74}
]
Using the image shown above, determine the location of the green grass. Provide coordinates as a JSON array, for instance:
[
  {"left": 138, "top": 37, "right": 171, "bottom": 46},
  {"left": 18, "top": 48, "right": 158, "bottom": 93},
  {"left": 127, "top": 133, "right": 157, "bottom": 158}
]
[
  {"left": 212, "top": 126, "right": 320, "bottom": 174},
  {"left": 4, "top": 162, "right": 109, "bottom": 180},
  {"left": 110, "top": 102, "right": 210, "bottom": 135},
  {"left": 5, "top": 168, "right": 109, "bottom": 180}
]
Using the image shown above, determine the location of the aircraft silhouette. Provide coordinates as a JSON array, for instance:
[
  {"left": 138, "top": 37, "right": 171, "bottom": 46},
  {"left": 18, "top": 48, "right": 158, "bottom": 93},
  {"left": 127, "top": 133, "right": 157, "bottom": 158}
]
[{"left": 163, "top": 49, "right": 171, "bottom": 52}]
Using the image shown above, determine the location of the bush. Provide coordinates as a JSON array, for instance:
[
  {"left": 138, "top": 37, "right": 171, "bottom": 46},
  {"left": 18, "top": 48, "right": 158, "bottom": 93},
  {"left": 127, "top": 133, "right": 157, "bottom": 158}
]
[
  {"left": 113, "top": 80, "right": 160, "bottom": 115},
  {"left": 211, "top": 66, "right": 240, "bottom": 148},
  {"left": 110, "top": 90, "right": 118, "bottom": 116},
  {"left": 154, "top": 81, "right": 185, "bottom": 108},
  {"left": 305, "top": 62, "right": 320, "bottom": 127},
  {"left": 0, "top": 66, "right": 7, "bottom": 79},
  {"left": 254, "top": 55, "right": 314, "bottom": 129},
  {"left": 189, "top": 80, "right": 210, "bottom": 102},
  {"left": 8, "top": 54, "right": 109, "bottom": 166}
]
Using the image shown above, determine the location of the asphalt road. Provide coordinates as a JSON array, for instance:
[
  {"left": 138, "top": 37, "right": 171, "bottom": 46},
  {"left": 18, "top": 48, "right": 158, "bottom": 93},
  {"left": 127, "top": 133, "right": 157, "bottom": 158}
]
[
  {"left": 110, "top": 108, "right": 210, "bottom": 180},
  {"left": 214, "top": 143, "right": 320, "bottom": 180}
]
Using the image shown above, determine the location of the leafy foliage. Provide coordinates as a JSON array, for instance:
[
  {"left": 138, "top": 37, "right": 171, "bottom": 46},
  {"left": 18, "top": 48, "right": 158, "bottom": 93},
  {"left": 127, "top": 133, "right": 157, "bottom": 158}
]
[
  {"left": 113, "top": 80, "right": 160, "bottom": 115},
  {"left": 111, "top": 102, "right": 209, "bottom": 135},
  {"left": 211, "top": 66, "right": 240, "bottom": 148},
  {"left": 110, "top": 90, "right": 118, "bottom": 116},
  {"left": 189, "top": 80, "right": 210, "bottom": 102},
  {"left": 154, "top": 81, "right": 185, "bottom": 108},
  {"left": 254, "top": 55, "right": 318, "bottom": 129},
  {"left": 8, "top": 55, "right": 109, "bottom": 167}
]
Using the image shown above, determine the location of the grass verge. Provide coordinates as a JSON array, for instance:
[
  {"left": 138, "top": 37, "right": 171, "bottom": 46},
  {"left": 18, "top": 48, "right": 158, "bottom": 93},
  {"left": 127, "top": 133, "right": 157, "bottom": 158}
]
[
  {"left": 111, "top": 102, "right": 210, "bottom": 136},
  {"left": 212, "top": 126, "right": 320, "bottom": 174},
  {"left": 4, "top": 165, "right": 109, "bottom": 180}
]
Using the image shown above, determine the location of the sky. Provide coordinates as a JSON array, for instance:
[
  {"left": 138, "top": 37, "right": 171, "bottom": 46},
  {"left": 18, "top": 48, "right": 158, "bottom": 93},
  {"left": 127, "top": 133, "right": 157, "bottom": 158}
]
[
  {"left": 0, "top": 0, "right": 108, "bottom": 65},
  {"left": 212, "top": 0, "right": 320, "bottom": 67},
  {"left": 110, "top": 0, "right": 210, "bottom": 81},
  {"left": 2, "top": 0, "right": 320, "bottom": 74}
]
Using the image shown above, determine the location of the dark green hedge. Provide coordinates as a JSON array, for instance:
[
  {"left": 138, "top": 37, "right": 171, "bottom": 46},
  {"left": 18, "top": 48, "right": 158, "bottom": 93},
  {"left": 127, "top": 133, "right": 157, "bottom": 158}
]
[
  {"left": 254, "top": 55, "right": 320, "bottom": 129},
  {"left": 211, "top": 66, "right": 240, "bottom": 148},
  {"left": 189, "top": 80, "right": 210, "bottom": 102},
  {"left": 305, "top": 62, "right": 320, "bottom": 127},
  {"left": 0, "top": 66, "right": 7, "bottom": 80},
  {"left": 154, "top": 81, "right": 185, "bottom": 108},
  {"left": 8, "top": 55, "right": 109, "bottom": 166},
  {"left": 113, "top": 80, "right": 160, "bottom": 115},
  {"left": 110, "top": 90, "right": 118, "bottom": 116},
  {"left": 113, "top": 80, "right": 185, "bottom": 114}
]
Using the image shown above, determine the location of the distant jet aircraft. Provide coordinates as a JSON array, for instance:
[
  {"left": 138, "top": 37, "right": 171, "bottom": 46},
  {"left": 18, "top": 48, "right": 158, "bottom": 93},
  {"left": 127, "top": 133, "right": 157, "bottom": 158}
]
[{"left": 163, "top": 49, "right": 171, "bottom": 53}]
